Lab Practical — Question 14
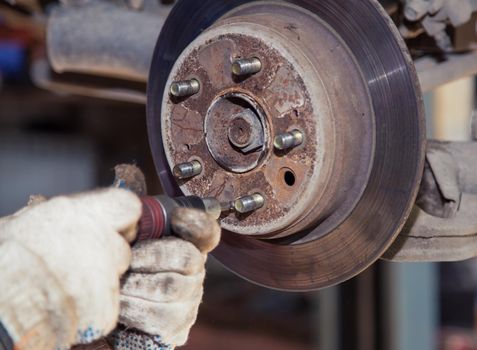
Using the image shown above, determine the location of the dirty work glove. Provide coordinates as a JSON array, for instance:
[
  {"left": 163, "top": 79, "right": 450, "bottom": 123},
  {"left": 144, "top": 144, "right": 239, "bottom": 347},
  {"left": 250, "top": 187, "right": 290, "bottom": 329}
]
[
  {"left": 111, "top": 208, "right": 221, "bottom": 350},
  {"left": 0, "top": 188, "right": 142, "bottom": 350}
]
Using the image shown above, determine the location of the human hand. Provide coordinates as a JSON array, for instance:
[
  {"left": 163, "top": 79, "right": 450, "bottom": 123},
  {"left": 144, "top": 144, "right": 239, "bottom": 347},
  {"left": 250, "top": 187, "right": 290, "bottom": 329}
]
[
  {"left": 0, "top": 188, "right": 142, "bottom": 350},
  {"left": 111, "top": 207, "right": 221, "bottom": 349}
]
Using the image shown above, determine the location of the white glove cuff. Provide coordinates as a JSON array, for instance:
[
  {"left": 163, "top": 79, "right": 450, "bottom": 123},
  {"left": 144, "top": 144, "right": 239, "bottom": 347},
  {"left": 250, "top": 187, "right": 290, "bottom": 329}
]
[{"left": 0, "top": 241, "right": 77, "bottom": 350}]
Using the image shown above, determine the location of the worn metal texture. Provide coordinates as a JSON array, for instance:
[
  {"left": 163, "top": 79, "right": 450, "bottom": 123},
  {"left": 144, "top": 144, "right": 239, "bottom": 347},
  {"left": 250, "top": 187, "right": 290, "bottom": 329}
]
[
  {"left": 32, "top": 59, "right": 147, "bottom": 104},
  {"left": 147, "top": 0, "right": 425, "bottom": 291},
  {"left": 204, "top": 93, "right": 268, "bottom": 174},
  {"left": 385, "top": 140, "right": 477, "bottom": 262},
  {"left": 161, "top": 4, "right": 377, "bottom": 241},
  {"left": 47, "top": 1, "right": 170, "bottom": 82},
  {"left": 415, "top": 51, "right": 477, "bottom": 92}
]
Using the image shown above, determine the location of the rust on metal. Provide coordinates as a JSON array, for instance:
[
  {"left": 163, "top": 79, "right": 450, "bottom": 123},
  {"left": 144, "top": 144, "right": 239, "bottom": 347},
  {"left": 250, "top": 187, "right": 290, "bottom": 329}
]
[
  {"left": 162, "top": 30, "right": 325, "bottom": 235},
  {"left": 228, "top": 115, "right": 253, "bottom": 147},
  {"left": 204, "top": 92, "right": 267, "bottom": 173},
  {"left": 150, "top": 0, "right": 425, "bottom": 290},
  {"left": 161, "top": 5, "right": 376, "bottom": 239}
]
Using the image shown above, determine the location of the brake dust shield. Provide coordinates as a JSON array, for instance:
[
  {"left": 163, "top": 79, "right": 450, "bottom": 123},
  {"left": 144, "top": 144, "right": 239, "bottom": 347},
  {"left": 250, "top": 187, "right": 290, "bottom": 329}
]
[{"left": 147, "top": 0, "right": 425, "bottom": 291}]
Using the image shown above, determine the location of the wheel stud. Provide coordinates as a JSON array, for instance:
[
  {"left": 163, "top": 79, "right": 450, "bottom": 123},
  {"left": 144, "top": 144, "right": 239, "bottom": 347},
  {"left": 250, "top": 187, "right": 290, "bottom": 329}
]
[
  {"left": 274, "top": 130, "right": 304, "bottom": 151},
  {"left": 232, "top": 57, "right": 262, "bottom": 76},
  {"left": 170, "top": 79, "right": 200, "bottom": 97},
  {"left": 234, "top": 193, "right": 265, "bottom": 214},
  {"left": 173, "top": 160, "right": 202, "bottom": 180}
]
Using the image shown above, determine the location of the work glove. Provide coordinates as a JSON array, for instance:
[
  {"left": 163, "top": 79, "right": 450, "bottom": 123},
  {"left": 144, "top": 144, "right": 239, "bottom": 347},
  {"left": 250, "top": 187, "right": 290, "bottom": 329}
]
[
  {"left": 0, "top": 188, "right": 142, "bottom": 350},
  {"left": 110, "top": 207, "right": 221, "bottom": 350}
]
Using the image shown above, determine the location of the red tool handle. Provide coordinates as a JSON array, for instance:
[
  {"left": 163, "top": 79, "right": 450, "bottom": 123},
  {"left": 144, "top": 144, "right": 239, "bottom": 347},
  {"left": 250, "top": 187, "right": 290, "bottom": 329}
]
[
  {"left": 136, "top": 196, "right": 167, "bottom": 241},
  {"left": 134, "top": 195, "right": 219, "bottom": 242}
]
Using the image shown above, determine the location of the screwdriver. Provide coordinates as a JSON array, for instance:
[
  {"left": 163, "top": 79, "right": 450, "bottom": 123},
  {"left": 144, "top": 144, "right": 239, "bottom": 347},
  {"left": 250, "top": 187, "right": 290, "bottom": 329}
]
[
  {"left": 113, "top": 164, "right": 266, "bottom": 242},
  {"left": 135, "top": 195, "right": 222, "bottom": 242},
  {"left": 112, "top": 164, "right": 224, "bottom": 242}
]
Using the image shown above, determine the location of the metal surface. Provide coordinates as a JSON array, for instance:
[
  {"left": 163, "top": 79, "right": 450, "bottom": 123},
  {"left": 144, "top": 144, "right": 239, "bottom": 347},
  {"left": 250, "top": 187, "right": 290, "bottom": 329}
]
[
  {"left": 160, "top": 4, "right": 376, "bottom": 238},
  {"left": 234, "top": 194, "right": 265, "bottom": 214},
  {"left": 47, "top": 1, "right": 170, "bottom": 82},
  {"left": 170, "top": 79, "right": 200, "bottom": 97},
  {"left": 42, "top": 0, "right": 477, "bottom": 100},
  {"left": 173, "top": 160, "right": 202, "bottom": 180},
  {"left": 203, "top": 92, "right": 269, "bottom": 174},
  {"left": 147, "top": 0, "right": 425, "bottom": 290},
  {"left": 415, "top": 51, "right": 477, "bottom": 92},
  {"left": 232, "top": 57, "right": 262, "bottom": 76},
  {"left": 32, "top": 59, "right": 147, "bottom": 105},
  {"left": 274, "top": 130, "right": 304, "bottom": 151},
  {"left": 384, "top": 141, "right": 477, "bottom": 262},
  {"left": 227, "top": 109, "right": 264, "bottom": 153}
]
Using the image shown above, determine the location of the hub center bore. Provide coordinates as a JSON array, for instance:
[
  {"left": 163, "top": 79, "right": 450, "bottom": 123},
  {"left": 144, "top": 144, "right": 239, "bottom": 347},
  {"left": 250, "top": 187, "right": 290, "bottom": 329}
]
[
  {"left": 204, "top": 93, "right": 267, "bottom": 173},
  {"left": 228, "top": 113, "right": 254, "bottom": 148},
  {"left": 160, "top": 5, "right": 375, "bottom": 237}
]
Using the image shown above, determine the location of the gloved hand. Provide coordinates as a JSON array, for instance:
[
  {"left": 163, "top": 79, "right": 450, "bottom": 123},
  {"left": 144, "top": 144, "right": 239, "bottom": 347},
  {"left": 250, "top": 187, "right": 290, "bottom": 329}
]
[
  {"left": 110, "top": 207, "right": 221, "bottom": 350},
  {"left": 0, "top": 188, "right": 142, "bottom": 350}
]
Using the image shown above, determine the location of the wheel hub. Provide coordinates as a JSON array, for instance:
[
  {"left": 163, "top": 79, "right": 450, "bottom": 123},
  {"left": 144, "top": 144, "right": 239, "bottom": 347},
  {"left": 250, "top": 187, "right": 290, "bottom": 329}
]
[
  {"left": 205, "top": 92, "right": 267, "bottom": 173},
  {"left": 148, "top": 0, "right": 425, "bottom": 290},
  {"left": 161, "top": 8, "right": 374, "bottom": 237}
]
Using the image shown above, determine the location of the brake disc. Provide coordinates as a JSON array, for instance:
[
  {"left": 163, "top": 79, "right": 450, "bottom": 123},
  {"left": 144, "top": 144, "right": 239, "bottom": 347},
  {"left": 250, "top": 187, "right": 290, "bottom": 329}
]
[{"left": 147, "top": 0, "right": 425, "bottom": 291}]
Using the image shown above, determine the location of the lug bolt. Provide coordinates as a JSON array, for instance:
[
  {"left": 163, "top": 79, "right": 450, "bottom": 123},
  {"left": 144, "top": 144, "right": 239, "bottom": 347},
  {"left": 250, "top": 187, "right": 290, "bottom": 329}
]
[
  {"left": 227, "top": 108, "right": 264, "bottom": 153},
  {"left": 274, "top": 130, "right": 304, "bottom": 151},
  {"left": 170, "top": 79, "right": 200, "bottom": 97},
  {"left": 234, "top": 193, "right": 265, "bottom": 214},
  {"left": 232, "top": 57, "right": 262, "bottom": 76},
  {"left": 173, "top": 160, "right": 202, "bottom": 180}
]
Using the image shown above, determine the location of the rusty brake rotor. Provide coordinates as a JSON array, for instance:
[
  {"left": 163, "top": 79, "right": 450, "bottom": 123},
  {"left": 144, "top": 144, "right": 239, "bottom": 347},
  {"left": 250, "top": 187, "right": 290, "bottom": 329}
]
[{"left": 147, "top": 0, "right": 425, "bottom": 291}]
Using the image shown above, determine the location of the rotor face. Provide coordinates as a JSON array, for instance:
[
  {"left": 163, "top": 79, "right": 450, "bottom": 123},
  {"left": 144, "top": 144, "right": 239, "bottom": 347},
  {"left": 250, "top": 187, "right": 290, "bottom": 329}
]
[
  {"left": 147, "top": 0, "right": 425, "bottom": 291},
  {"left": 159, "top": 18, "right": 376, "bottom": 238}
]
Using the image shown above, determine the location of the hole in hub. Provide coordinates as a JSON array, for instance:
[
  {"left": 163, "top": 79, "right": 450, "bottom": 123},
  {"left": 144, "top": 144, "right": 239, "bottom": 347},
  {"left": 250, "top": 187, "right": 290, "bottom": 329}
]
[{"left": 284, "top": 170, "right": 296, "bottom": 187}]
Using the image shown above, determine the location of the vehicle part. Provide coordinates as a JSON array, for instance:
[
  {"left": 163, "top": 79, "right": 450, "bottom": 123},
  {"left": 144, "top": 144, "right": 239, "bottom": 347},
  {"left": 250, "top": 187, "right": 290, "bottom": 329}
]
[
  {"left": 170, "top": 79, "right": 200, "bottom": 97},
  {"left": 46, "top": 1, "right": 171, "bottom": 82},
  {"left": 32, "top": 0, "right": 477, "bottom": 102},
  {"left": 400, "top": 0, "right": 477, "bottom": 51},
  {"left": 415, "top": 51, "right": 477, "bottom": 92},
  {"left": 234, "top": 194, "right": 265, "bottom": 214},
  {"left": 273, "top": 130, "right": 304, "bottom": 151},
  {"left": 31, "top": 59, "right": 147, "bottom": 105},
  {"left": 232, "top": 57, "right": 262, "bottom": 76},
  {"left": 147, "top": 0, "right": 425, "bottom": 290},
  {"left": 173, "top": 160, "right": 202, "bottom": 180},
  {"left": 385, "top": 139, "right": 477, "bottom": 262}
]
